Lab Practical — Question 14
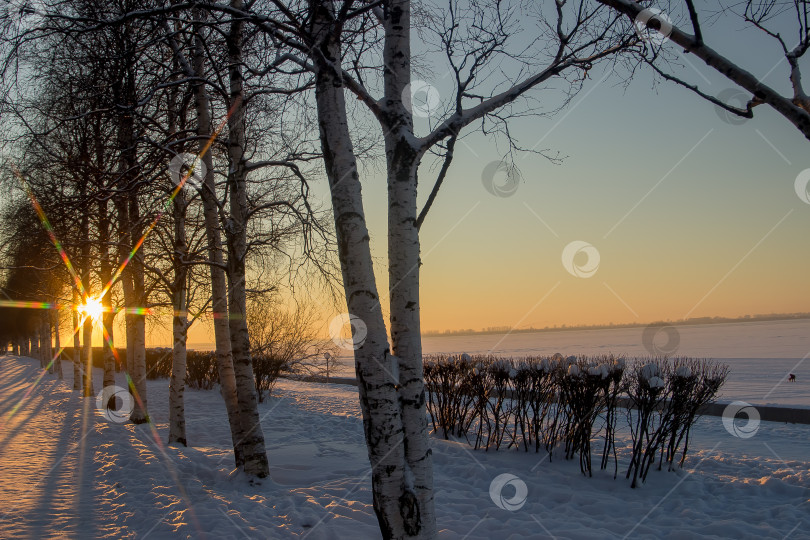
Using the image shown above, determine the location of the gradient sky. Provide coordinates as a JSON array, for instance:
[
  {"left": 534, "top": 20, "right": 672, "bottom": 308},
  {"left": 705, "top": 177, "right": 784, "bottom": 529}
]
[
  {"left": 121, "top": 5, "right": 810, "bottom": 347},
  {"left": 334, "top": 6, "right": 810, "bottom": 336}
]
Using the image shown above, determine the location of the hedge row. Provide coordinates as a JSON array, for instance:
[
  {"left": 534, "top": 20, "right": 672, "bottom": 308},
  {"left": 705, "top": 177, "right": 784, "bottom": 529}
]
[
  {"left": 60, "top": 347, "right": 219, "bottom": 390},
  {"left": 145, "top": 348, "right": 219, "bottom": 390},
  {"left": 424, "top": 354, "right": 728, "bottom": 486}
]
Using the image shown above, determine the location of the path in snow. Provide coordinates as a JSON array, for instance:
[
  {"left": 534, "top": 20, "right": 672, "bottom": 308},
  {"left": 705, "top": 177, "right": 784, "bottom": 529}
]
[{"left": 0, "top": 355, "right": 808, "bottom": 539}]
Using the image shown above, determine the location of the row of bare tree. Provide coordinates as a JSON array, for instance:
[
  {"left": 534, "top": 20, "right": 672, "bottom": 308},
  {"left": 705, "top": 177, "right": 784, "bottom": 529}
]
[{"left": 0, "top": 0, "right": 333, "bottom": 482}]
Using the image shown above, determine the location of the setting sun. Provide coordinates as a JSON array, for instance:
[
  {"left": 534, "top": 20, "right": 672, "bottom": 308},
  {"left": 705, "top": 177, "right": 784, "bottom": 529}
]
[{"left": 78, "top": 297, "right": 104, "bottom": 321}]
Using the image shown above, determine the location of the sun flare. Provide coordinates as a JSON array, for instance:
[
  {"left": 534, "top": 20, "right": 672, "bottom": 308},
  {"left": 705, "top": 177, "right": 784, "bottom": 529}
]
[{"left": 78, "top": 297, "right": 104, "bottom": 321}]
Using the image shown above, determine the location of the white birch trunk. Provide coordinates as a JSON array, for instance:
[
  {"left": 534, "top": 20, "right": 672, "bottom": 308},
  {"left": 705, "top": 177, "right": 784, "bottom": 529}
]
[
  {"left": 386, "top": 153, "right": 434, "bottom": 537},
  {"left": 78, "top": 173, "right": 94, "bottom": 397},
  {"left": 41, "top": 314, "right": 54, "bottom": 374},
  {"left": 79, "top": 248, "right": 95, "bottom": 397},
  {"left": 101, "top": 311, "right": 116, "bottom": 388},
  {"left": 169, "top": 218, "right": 188, "bottom": 446},
  {"left": 169, "top": 311, "right": 188, "bottom": 445},
  {"left": 167, "top": 55, "right": 188, "bottom": 447},
  {"left": 310, "top": 3, "right": 417, "bottom": 536},
  {"left": 81, "top": 313, "right": 94, "bottom": 397},
  {"left": 72, "top": 288, "right": 81, "bottom": 390},
  {"left": 125, "top": 314, "right": 135, "bottom": 376},
  {"left": 128, "top": 194, "right": 149, "bottom": 423},
  {"left": 112, "top": 81, "right": 148, "bottom": 422},
  {"left": 32, "top": 324, "right": 41, "bottom": 368},
  {"left": 52, "top": 307, "right": 62, "bottom": 380},
  {"left": 114, "top": 174, "right": 137, "bottom": 412},
  {"left": 189, "top": 10, "right": 247, "bottom": 467},
  {"left": 382, "top": 2, "right": 435, "bottom": 534},
  {"left": 99, "top": 200, "right": 116, "bottom": 389},
  {"left": 224, "top": 0, "right": 269, "bottom": 477}
]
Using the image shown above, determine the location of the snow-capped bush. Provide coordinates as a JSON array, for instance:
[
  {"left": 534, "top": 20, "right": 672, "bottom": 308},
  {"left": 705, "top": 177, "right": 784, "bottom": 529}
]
[
  {"left": 423, "top": 353, "right": 727, "bottom": 488},
  {"left": 588, "top": 364, "right": 610, "bottom": 379},
  {"left": 626, "top": 358, "right": 728, "bottom": 487},
  {"left": 675, "top": 365, "right": 692, "bottom": 378},
  {"left": 423, "top": 354, "right": 476, "bottom": 439},
  {"left": 647, "top": 376, "right": 665, "bottom": 389},
  {"left": 639, "top": 363, "right": 660, "bottom": 381}
]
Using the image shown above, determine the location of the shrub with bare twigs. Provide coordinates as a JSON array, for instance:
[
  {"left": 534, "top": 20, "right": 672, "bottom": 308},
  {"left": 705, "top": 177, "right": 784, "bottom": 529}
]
[
  {"left": 423, "top": 352, "right": 727, "bottom": 487},
  {"left": 247, "top": 298, "right": 336, "bottom": 402}
]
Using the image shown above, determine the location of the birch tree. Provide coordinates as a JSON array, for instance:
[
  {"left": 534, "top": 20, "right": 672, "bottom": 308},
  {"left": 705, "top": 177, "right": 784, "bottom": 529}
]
[
  {"left": 51, "top": 303, "right": 63, "bottom": 379},
  {"left": 166, "top": 182, "right": 192, "bottom": 446},
  {"left": 72, "top": 287, "right": 81, "bottom": 388},
  {"left": 159, "top": 1, "right": 325, "bottom": 474},
  {"left": 222, "top": 0, "right": 326, "bottom": 478},
  {"left": 40, "top": 312, "right": 52, "bottom": 372},
  {"left": 160, "top": 9, "right": 257, "bottom": 471},
  {"left": 221, "top": 2, "right": 272, "bottom": 477},
  {"left": 143, "top": 59, "right": 214, "bottom": 447}
]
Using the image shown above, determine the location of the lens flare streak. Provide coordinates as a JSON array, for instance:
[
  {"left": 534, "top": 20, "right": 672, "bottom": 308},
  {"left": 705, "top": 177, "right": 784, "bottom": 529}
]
[
  {"left": 0, "top": 300, "right": 59, "bottom": 310},
  {"left": 13, "top": 167, "right": 87, "bottom": 299},
  {"left": 98, "top": 103, "right": 237, "bottom": 303}
]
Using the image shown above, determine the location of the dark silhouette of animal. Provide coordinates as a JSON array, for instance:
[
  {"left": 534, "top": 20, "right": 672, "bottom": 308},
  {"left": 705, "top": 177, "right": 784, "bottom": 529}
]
[{"left": 788, "top": 373, "right": 796, "bottom": 382}]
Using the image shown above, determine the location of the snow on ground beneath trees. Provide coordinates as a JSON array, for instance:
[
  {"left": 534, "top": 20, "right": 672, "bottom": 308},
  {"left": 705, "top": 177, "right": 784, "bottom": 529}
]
[{"left": 0, "top": 354, "right": 808, "bottom": 539}]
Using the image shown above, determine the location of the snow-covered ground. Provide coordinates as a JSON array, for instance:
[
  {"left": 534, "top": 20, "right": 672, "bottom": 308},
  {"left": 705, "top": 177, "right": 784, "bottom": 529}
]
[
  {"left": 324, "top": 320, "right": 810, "bottom": 408},
  {"left": 0, "top": 354, "right": 808, "bottom": 539}
]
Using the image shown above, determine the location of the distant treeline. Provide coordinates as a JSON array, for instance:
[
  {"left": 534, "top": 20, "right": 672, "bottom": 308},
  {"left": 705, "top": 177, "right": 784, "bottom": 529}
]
[{"left": 422, "top": 313, "right": 810, "bottom": 338}]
